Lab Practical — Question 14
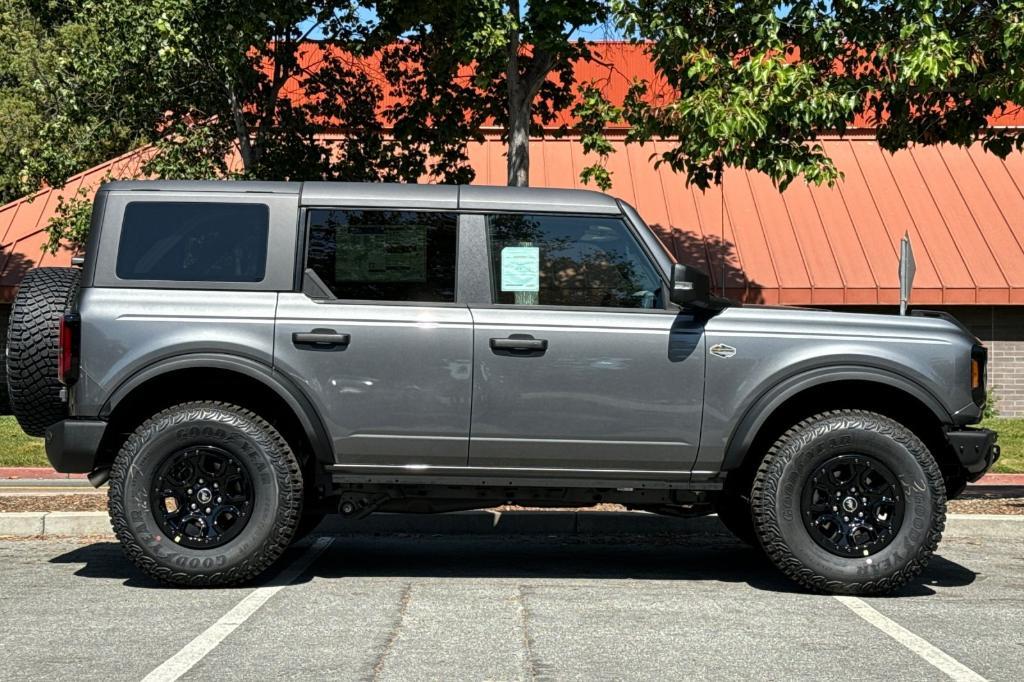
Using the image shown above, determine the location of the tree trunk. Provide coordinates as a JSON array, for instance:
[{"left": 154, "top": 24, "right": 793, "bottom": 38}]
[
  {"left": 505, "top": 2, "right": 529, "bottom": 187},
  {"left": 507, "top": 98, "right": 530, "bottom": 187},
  {"left": 227, "top": 80, "right": 255, "bottom": 174}
]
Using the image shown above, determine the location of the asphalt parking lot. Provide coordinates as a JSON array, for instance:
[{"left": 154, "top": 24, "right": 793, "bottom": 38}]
[{"left": 1, "top": 524, "right": 1021, "bottom": 681}]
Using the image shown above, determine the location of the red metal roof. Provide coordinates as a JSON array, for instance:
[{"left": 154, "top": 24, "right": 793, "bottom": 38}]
[{"left": 4, "top": 131, "right": 1024, "bottom": 306}]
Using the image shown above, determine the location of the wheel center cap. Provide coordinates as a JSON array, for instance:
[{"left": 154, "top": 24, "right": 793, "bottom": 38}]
[
  {"left": 842, "top": 496, "right": 859, "bottom": 513},
  {"left": 196, "top": 488, "right": 213, "bottom": 505}
]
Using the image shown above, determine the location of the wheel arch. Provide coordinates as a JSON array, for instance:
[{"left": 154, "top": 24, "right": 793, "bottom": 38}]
[
  {"left": 96, "top": 353, "right": 333, "bottom": 471},
  {"left": 722, "top": 367, "right": 958, "bottom": 492}
]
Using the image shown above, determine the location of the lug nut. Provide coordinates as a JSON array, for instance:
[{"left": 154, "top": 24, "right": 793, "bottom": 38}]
[
  {"left": 191, "top": 503, "right": 197, "bottom": 510},
  {"left": 205, "top": 508, "right": 211, "bottom": 514},
  {"left": 217, "top": 497, "right": 222, "bottom": 503}
]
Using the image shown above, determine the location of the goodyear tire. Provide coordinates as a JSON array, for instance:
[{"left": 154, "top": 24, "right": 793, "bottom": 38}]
[
  {"left": 751, "top": 410, "right": 945, "bottom": 595},
  {"left": 6, "top": 267, "right": 81, "bottom": 436},
  {"left": 108, "top": 401, "right": 304, "bottom": 586}
]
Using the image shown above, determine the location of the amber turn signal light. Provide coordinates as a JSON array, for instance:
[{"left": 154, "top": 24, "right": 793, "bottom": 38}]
[{"left": 971, "top": 358, "right": 981, "bottom": 390}]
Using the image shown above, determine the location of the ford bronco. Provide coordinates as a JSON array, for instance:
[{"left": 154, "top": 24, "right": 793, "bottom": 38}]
[{"left": 6, "top": 181, "right": 999, "bottom": 592}]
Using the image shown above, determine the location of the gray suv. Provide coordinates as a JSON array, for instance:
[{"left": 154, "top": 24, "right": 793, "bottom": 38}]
[{"left": 6, "top": 181, "right": 999, "bottom": 593}]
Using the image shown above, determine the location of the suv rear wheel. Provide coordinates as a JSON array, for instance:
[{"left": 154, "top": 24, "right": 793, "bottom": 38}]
[
  {"left": 751, "top": 410, "right": 945, "bottom": 594},
  {"left": 108, "top": 401, "right": 304, "bottom": 586}
]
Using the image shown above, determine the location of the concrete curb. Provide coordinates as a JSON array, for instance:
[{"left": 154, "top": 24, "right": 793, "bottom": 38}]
[
  {"left": 2, "top": 510, "right": 1021, "bottom": 540},
  {"left": 0, "top": 511, "right": 110, "bottom": 537}
]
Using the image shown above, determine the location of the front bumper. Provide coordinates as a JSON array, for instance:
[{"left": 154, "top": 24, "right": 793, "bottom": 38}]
[
  {"left": 946, "top": 427, "right": 1000, "bottom": 482},
  {"left": 44, "top": 419, "right": 107, "bottom": 474}
]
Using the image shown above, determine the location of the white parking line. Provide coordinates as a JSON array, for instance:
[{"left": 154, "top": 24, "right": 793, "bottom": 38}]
[
  {"left": 141, "top": 536, "right": 335, "bottom": 682},
  {"left": 834, "top": 596, "right": 987, "bottom": 682}
]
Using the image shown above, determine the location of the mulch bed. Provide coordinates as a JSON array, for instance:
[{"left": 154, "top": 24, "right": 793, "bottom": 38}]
[{"left": 0, "top": 494, "right": 107, "bottom": 513}]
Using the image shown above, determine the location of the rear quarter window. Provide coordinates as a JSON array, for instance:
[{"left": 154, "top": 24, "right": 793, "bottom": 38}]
[{"left": 115, "top": 202, "right": 269, "bottom": 282}]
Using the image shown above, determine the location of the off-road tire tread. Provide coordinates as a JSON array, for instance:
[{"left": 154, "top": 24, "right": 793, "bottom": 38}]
[
  {"left": 751, "top": 409, "right": 946, "bottom": 595},
  {"left": 6, "top": 267, "right": 80, "bottom": 435},
  {"left": 108, "top": 401, "right": 304, "bottom": 587}
]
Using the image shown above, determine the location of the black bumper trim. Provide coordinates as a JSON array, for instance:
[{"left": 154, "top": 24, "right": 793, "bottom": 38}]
[
  {"left": 946, "top": 427, "right": 1000, "bottom": 481},
  {"left": 44, "top": 419, "right": 107, "bottom": 474}
]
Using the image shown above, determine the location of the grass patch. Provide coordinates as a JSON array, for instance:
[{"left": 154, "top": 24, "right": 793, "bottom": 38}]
[
  {"left": 983, "top": 417, "right": 1024, "bottom": 474},
  {"left": 0, "top": 415, "right": 47, "bottom": 467},
  {"left": 0, "top": 414, "right": 1021, "bottom": 472}
]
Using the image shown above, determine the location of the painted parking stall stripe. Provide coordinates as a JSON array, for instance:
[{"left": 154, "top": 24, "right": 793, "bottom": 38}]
[
  {"left": 834, "top": 596, "right": 987, "bottom": 682},
  {"left": 142, "top": 537, "right": 334, "bottom": 682}
]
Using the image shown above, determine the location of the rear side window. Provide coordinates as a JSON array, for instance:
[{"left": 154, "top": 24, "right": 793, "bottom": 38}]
[
  {"left": 116, "top": 202, "right": 269, "bottom": 282},
  {"left": 305, "top": 209, "right": 457, "bottom": 303}
]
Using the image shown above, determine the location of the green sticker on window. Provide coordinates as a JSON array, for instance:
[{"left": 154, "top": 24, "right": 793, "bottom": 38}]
[{"left": 500, "top": 246, "right": 540, "bottom": 292}]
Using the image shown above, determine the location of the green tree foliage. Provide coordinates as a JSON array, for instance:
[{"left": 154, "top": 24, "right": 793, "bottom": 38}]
[
  {"left": 3, "top": 1, "right": 489, "bottom": 252},
  {"left": 579, "top": 0, "right": 1024, "bottom": 191},
  {"left": 375, "top": 0, "right": 608, "bottom": 186}
]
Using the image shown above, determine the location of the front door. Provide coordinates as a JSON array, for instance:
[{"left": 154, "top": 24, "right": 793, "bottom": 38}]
[
  {"left": 275, "top": 208, "right": 473, "bottom": 467},
  {"left": 468, "top": 212, "right": 706, "bottom": 473}
]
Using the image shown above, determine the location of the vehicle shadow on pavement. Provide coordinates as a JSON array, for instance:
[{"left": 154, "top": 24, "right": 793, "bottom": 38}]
[{"left": 49, "top": 533, "right": 976, "bottom": 597}]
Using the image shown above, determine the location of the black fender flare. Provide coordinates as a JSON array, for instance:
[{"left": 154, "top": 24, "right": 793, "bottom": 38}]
[
  {"left": 721, "top": 365, "right": 951, "bottom": 471},
  {"left": 100, "top": 353, "right": 334, "bottom": 465}
]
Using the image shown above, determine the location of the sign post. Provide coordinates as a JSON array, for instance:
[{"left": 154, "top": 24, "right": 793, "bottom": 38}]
[{"left": 899, "top": 232, "right": 916, "bottom": 316}]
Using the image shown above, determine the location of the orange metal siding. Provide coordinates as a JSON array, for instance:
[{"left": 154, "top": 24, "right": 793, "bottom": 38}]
[{"left": 4, "top": 134, "right": 1024, "bottom": 306}]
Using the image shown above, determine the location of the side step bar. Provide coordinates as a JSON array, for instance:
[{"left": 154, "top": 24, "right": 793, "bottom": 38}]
[{"left": 327, "top": 464, "right": 722, "bottom": 491}]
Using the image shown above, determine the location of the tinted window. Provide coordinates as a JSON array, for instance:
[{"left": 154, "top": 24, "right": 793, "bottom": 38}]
[
  {"left": 488, "top": 214, "right": 663, "bottom": 308},
  {"left": 116, "top": 202, "right": 269, "bottom": 282},
  {"left": 306, "top": 209, "right": 457, "bottom": 302}
]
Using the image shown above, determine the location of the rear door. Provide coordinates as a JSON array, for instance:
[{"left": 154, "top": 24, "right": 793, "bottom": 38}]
[
  {"left": 467, "top": 212, "right": 706, "bottom": 473},
  {"left": 274, "top": 207, "right": 473, "bottom": 467}
]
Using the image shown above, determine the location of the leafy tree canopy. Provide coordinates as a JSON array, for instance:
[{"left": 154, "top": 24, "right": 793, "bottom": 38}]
[{"left": 579, "top": 0, "right": 1024, "bottom": 190}]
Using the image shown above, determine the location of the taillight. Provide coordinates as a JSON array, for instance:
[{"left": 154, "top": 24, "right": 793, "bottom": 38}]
[{"left": 57, "top": 312, "right": 81, "bottom": 385}]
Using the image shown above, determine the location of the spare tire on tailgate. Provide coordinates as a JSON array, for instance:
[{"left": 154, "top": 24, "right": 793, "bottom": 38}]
[{"left": 6, "top": 267, "right": 81, "bottom": 436}]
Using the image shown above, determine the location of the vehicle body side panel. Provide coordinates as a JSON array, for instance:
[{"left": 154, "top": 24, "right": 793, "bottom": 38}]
[
  {"left": 695, "top": 306, "right": 977, "bottom": 475},
  {"left": 273, "top": 293, "right": 474, "bottom": 466},
  {"left": 468, "top": 307, "right": 705, "bottom": 471},
  {"left": 73, "top": 288, "right": 279, "bottom": 417}
]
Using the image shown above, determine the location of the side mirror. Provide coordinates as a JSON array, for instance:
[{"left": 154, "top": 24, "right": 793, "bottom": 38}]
[{"left": 670, "top": 264, "right": 710, "bottom": 307}]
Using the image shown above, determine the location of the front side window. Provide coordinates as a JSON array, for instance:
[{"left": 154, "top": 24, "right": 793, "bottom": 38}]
[
  {"left": 116, "top": 202, "right": 269, "bottom": 282},
  {"left": 305, "top": 209, "right": 457, "bottom": 302},
  {"left": 487, "top": 214, "right": 663, "bottom": 308}
]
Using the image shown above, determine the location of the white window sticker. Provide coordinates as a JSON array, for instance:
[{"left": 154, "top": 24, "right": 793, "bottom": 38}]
[{"left": 500, "top": 246, "right": 540, "bottom": 292}]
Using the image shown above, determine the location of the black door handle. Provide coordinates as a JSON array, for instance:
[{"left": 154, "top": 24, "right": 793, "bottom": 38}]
[
  {"left": 292, "top": 330, "right": 350, "bottom": 348},
  {"left": 490, "top": 337, "right": 548, "bottom": 352}
]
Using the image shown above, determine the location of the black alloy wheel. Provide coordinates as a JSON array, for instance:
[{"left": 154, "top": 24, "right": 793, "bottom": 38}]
[
  {"left": 801, "top": 454, "right": 904, "bottom": 558},
  {"left": 150, "top": 446, "right": 255, "bottom": 549}
]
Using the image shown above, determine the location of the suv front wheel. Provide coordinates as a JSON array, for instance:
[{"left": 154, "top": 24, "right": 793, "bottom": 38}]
[
  {"left": 751, "top": 410, "right": 946, "bottom": 594},
  {"left": 108, "top": 401, "right": 304, "bottom": 586}
]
